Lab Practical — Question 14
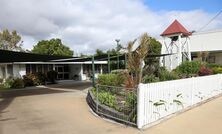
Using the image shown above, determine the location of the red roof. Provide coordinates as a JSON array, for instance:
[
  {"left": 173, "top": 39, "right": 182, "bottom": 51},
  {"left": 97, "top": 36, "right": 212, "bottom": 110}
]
[{"left": 161, "top": 20, "right": 191, "bottom": 36}]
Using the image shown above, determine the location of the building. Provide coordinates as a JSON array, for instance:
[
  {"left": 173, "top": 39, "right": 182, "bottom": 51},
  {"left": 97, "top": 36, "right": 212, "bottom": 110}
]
[
  {"left": 0, "top": 49, "right": 107, "bottom": 80},
  {"left": 160, "top": 20, "right": 222, "bottom": 70}
]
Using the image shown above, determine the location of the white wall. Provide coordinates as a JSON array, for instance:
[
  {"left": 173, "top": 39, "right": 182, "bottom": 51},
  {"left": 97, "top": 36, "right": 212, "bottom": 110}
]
[
  {"left": 190, "top": 30, "right": 222, "bottom": 52},
  {"left": 13, "top": 64, "right": 26, "bottom": 78}
]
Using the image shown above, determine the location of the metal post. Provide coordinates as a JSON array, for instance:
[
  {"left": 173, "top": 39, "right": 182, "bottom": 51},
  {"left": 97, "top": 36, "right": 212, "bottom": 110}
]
[
  {"left": 117, "top": 53, "right": 119, "bottom": 69},
  {"left": 108, "top": 53, "right": 110, "bottom": 73},
  {"left": 125, "top": 53, "right": 127, "bottom": 69},
  {"left": 92, "top": 56, "right": 95, "bottom": 87},
  {"left": 96, "top": 84, "right": 98, "bottom": 112}
]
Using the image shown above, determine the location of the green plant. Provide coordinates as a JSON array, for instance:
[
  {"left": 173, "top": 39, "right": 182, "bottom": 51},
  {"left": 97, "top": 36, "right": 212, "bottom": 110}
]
[
  {"left": 97, "top": 74, "right": 125, "bottom": 86},
  {"left": 98, "top": 91, "right": 117, "bottom": 108},
  {"left": 142, "top": 74, "right": 159, "bottom": 83},
  {"left": 212, "top": 67, "right": 222, "bottom": 74},
  {"left": 35, "top": 72, "right": 47, "bottom": 85},
  {"left": 0, "top": 78, "right": 3, "bottom": 83},
  {"left": 159, "top": 68, "right": 179, "bottom": 81},
  {"left": 3, "top": 77, "right": 14, "bottom": 88},
  {"left": 11, "top": 78, "right": 24, "bottom": 88},
  {"left": 126, "top": 92, "right": 137, "bottom": 108},
  {"left": 175, "top": 61, "right": 201, "bottom": 76},
  {"left": 47, "top": 70, "right": 58, "bottom": 83}
]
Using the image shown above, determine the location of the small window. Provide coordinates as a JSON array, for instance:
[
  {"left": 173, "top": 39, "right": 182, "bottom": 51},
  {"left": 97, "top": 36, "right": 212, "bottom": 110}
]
[{"left": 208, "top": 56, "right": 215, "bottom": 63}]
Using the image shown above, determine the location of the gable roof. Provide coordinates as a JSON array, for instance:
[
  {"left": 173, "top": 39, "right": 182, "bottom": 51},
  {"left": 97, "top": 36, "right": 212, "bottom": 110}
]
[{"left": 161, "top": 20, "right": 191, "bottom": 36}]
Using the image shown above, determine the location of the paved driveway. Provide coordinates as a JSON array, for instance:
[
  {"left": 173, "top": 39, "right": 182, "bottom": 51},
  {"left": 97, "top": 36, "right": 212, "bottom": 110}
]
[{"left": 1, "top": 81, "right": 222, "bottom": 134}]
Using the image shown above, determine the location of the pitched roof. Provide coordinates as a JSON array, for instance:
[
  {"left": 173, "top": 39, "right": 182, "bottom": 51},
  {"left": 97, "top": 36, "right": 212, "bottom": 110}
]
[{"left": 161, "top": 20, "right": 191, "bottom": 36}]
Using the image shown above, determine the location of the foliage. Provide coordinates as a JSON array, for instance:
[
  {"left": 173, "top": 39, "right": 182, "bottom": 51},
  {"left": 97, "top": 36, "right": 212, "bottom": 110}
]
[
  {"left": 0, "top": 29, "right": 23, "bottom": 51},
  {"left": 35, "top": 72, "right": 47, "bottom": 85},
  {"left": 23, "top": 73, "right": 47, "bottom": 86},
  {"left": 97, "top": 74, "right": 125, "bottom": 86},
  {"left": 0, "top": 78, "right": 3, "bottom": 83},
  {"left": 3, "top": 77, "right": 24, "bottom": 89},
  {"left": 23, "top": 73, "right": 36, "bottom": 86},
  {"left": 95, "top": 49, "right": 105, "bottom": 56},
  {"left": 47, "top": 71, "right": 58, "bottom": 84},
  {"left": 143, "top": 38, "right": 162, "bottom": 75},
  {"left": 142, "top": 74, "right": 160, "bottom": 83},
  {"left": 98, "top": 91, "right": 117, "bottom": 108},
  {"left": 32, "top": 38, "right": 73, "bottom": 56},
  {"left": 159, "top": 68, "right": 179, "bottom": 81},
  {"left": 212, "top": 67, "right": 222, "bottom": 74},
  {"left": 3, "top": 77, "right": 14, "bottom": 88},
  {"left": 127, "top": 33, "right": 151, "bottom": 87},
  {"left": 175, "top": 61, "right": 201, "bottom": 76},
  {"left": 205, "top": 63, "right": 222, "bottom": 69},
  {"left": 11, "top": 78, "right": 24, "bottom": 88},
  {"left": 198, "top": 66, "right": 213, "bottom": 76},
  {"left": 126, "top": 92, "right": 137, "bottom": 108}
]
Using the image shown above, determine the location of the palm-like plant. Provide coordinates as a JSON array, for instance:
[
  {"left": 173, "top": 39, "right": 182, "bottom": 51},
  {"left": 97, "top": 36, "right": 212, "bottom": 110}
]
[{"left": 126, "top": 33, "right": 151, "bottom": 88}]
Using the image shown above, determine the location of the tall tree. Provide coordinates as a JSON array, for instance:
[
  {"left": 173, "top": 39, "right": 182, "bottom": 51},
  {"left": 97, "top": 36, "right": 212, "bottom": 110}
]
[
  {"left": 32, "top": 38, "right": 73, "bottom": 56},
  {"left": 95, "top": 49, "right": 105, "bottom": 56},
  {"left": 143, "top": 38, "right": 162, "bottom": 75},
  {"left": 0, "top": 29, "right": 23, "bottom": 51},
  {"left": 126, "top": 33, "right": 151, "bottom": 88}
]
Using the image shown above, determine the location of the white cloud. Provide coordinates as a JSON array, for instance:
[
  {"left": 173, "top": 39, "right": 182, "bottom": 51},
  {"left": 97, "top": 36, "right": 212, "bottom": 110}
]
[{"left": 0, "top": 0, "right": 221, "bottom": 55}]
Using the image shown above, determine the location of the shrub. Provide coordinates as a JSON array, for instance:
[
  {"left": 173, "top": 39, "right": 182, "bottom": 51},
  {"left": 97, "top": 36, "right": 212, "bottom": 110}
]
[
  {"left": 212, "top": 67, "right": 222, "bottom": 74},
  {"left": 47, "top": 70, "right": 58, "bottom": 83},
  {"left": 175, "top": 61, "right": 201, "bottom": 76},
  {"left": 198, "top": 66, "right": 213, "bottom": 76},
  {"left": 35, "top": 72, "right": 47, "bottom": 85},
  {"left": 97, "top": 74, "right": 125, "bottom": 86},
  {"left": 23, "top": 73, "right": 38, "bottom": 86},
  {"left": 159, "top": 68, "right": 179, "bottom": 81},
  {"left": 0, "top": 78, "right": 3, "bottom": 83},
  {"left": 205, "top": 63, "right": 222, "bottom": 69},
  {"left": 11, "top": 78, "right": 24, "bottom": 88},
  {"left": 3, "top": 77, "right": 24, "bottom": 89},
  {"left": 142, "top": 74, "right": 159, "bottom": 83},
  {"left": 3, "top": 77, "right": 14, "bottom": 88}
]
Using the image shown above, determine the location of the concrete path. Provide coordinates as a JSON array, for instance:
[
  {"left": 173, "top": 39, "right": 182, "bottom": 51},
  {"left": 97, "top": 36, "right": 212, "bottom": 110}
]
[{"left": 1, "top": 82, "right": 222, "bottom": 134}]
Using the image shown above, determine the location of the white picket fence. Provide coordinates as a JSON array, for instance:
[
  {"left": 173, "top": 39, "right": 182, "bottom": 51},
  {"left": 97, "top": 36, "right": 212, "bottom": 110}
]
[{"left": 137, "top": 74, "right": 222, "bottom": 128}]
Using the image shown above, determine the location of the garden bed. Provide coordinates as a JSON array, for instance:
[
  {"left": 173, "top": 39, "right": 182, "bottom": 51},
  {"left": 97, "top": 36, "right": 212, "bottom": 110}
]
[{"left": 86, "top": 88, "right": 137, "bottom": 126}]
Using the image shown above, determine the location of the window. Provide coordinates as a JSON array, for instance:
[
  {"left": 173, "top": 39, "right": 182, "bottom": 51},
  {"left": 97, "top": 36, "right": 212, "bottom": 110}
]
[
  {"left": 26, "top": 64, "right": 31, "bottom": 73},
  {"left": 208, "top": 56, "right": 216, "bottom": 63},
  {"left": 7, "top": 65, "right": 13, "bottom": 77},
  {"left": 31, "top": 65, "right": 36, "bottom": 73},
  {"left": 37, "top": 64, "right": 43, "bottom": 72}
]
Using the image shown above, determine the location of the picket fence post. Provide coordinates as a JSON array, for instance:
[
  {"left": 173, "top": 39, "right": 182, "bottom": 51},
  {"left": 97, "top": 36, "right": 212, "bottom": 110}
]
[{"left": 137, "top": 83, "right": 144, "bottom": 129}]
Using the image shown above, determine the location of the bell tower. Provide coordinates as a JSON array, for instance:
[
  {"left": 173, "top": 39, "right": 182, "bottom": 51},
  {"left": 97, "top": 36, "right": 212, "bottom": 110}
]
[{"left": 161, "top": 20, "right": 192, "bottom": 70}]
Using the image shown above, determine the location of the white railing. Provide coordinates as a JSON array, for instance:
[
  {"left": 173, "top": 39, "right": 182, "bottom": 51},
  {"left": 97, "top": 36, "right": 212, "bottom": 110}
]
[{"left": 137, "top": 74, "right": 222, "bottom": 128}]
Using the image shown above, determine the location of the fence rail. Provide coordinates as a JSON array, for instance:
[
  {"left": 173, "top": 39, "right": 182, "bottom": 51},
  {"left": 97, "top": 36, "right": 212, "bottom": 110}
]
[{"left": 137, "top": 74, "right": 222, "bottom": 128}]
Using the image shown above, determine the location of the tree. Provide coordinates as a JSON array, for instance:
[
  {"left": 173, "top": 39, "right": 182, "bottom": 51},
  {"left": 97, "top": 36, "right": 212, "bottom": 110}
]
[
  {"left": 126, "top": 33, "right": 151, "bottom": 88},
  {"left": 143, "top": 38, "right": 162, "bottom": 75},
  {"left": 95, "top": 49, "right": 105, "bottom": 56},
  {"left": 32, "top": 38, "right": 73, "bottom": 56},
  {"left": 0, "top": 29, "right": 23, "bottom": 51}
]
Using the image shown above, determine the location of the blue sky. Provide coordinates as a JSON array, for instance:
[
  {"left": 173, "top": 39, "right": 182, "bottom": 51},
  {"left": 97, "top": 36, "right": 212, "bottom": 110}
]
[{"left": 143, "top": 0, "right": 222, "bottom": 13}]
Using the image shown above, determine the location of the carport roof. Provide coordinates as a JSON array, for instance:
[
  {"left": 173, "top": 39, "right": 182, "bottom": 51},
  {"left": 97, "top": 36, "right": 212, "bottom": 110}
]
[
  {"left": 0, "top": 49, "right": 171, "bottom": 63},
  {"left": 0, "top": 49, "right": 75, "bottom": 63}
]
